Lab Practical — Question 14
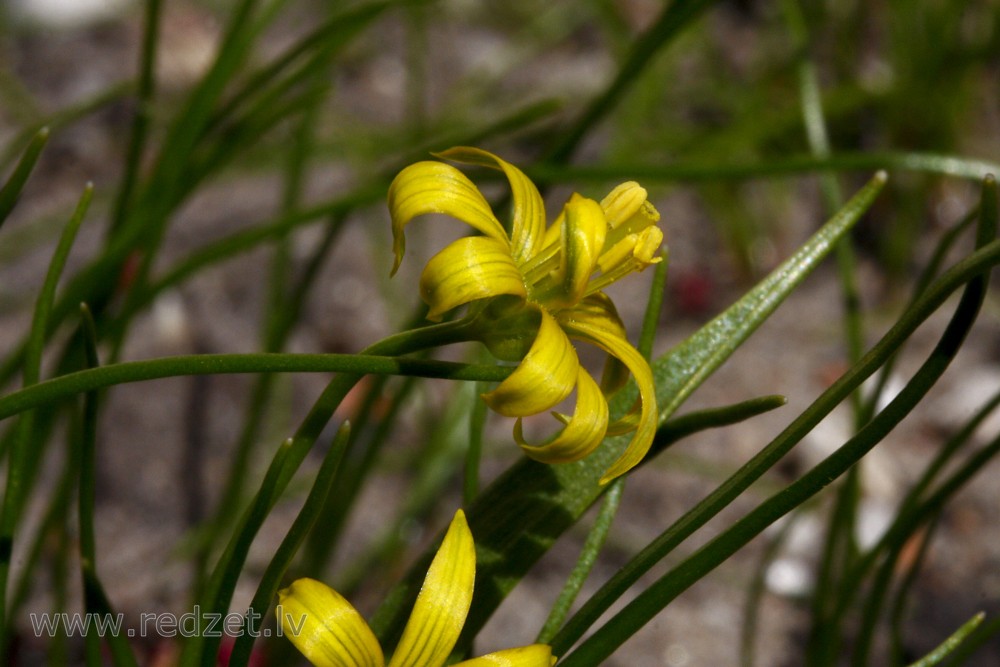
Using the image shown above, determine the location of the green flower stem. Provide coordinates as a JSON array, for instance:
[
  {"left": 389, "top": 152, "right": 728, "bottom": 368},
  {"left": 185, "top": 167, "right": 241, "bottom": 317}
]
[
  {"left": 558, "top": 205, "right": 991, "bottom": 667},
  {"left": 638, "top": 251, "right": 669, "bottom": 360},
  {"left": 0, "top": 352, "right": 510, "bottom": 423},
  {"left": 528, "top": 151, "right": 1000, "bottom": 184},
  {"left": 536, "top": 478, "right": 624, "bottom": 645},
  {"left": 0, "top": 127, "right": 48, "bottom": 228}
]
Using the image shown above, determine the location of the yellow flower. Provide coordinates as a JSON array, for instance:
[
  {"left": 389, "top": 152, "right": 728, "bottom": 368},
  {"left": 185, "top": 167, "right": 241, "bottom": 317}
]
[
  {"left": 388, "top": 147, "right": 663, "bottom": 482},
  {"left": 278, "top": 510, "right": 555, "bottom": 667}
]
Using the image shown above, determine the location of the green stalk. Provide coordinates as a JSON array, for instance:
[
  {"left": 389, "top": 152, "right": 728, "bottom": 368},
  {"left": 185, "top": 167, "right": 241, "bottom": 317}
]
[
  {"left": 226, "top": 424, "right": 352, "bottom": 667},
  {"left": 527, "top": 152, "right": 1000, "bottom": 184},
  {"left": 0, "top": 184, "right": 92, "bottom": 650},
  {"left": 536, "top": 479, "right": 623, "bottom": 645},
  {"left": 0, "top": 127, "right": 48, "bottom": 228},
  {"left": 0, "top": 353, "right": 511, "bottom": 423},
  {"left": 107, "top": 0, "right": 162, "bottom": 238},
  {"left": 77, "top": 304, "right": 139, "bottom": 667},
  {"left": 908, "top": 613, "right": 985, "bottom": 667}
]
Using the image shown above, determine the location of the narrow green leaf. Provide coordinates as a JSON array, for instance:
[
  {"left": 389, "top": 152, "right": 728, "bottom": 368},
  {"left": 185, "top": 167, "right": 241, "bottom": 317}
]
[
  {"left": 226, "top": 423, "right": 352, "bottom": 667},
  {"left": 0, "top": 184, "right": 93, "bottom": 650},
  {"left": 182, "top": 438, "right": 296, "bottom": 667},
  {"left": 939, "top": 613, "right": 1000, "bottom": 666},
  {"left": 647, "top": 394, "right": 787, "bottom": 457},
  {"left": 108, "top": 0, "right": 162, "bottom": 237},
  {"left": 907, "top": 613, "right": 985, "bottom": 667},
  {"left": 0, "top": 127, "right": 49, "bottom": 228},
  {"left": 77, "top": 304, "right": 140, "bottom": 667}
]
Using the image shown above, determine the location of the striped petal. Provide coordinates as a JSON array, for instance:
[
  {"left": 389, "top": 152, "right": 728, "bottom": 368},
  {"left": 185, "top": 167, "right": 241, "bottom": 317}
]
[
  {"left": 482, "top": 309, "right": 578, "bottom": 417},
  {"left": 453, "top": 645, "right": 557, "bottom": 666},
  {"left": 515, "top": 366, "right": 609, "bottom": 464},
  {"left": 278, "top": 578, "right": 384, "bottom": 667},
  {"left": 436, "top": 147, "right": 546, "bottom": 265},
  {"left": 560, "top": 295, "right": 658, "bottom": 483},
  {"left": 420, "top": 237, "right": 527, "bottom": 321},
  {"left": 388, "top": 161, "right": 509, "bottom": 275},
  {"left": 556, "top": 194, "right": 606, "bottom": 307},
  {"left": 388, "top": 510, "right": 476, "bottom": 667}
]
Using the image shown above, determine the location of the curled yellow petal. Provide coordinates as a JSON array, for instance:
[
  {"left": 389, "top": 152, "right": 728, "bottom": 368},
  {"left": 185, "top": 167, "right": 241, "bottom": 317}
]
[
  {"left": 482, "top": 309, "right": 579, "bottom": 417},
  {"left": 452, "top": 645, "right": 557, "bottom": 666},
  {"left": 278, "top": 578, "right": 384, "bottom": 667},
  {"left": 515, "top": 367, "right": 608, "bottom": 464},
  {"left": 388, "top": 510, "right": 475, "bottom": 667},
  {"left": 436, "top": 147, "right": 546, "bottom": 264},
  {"left": 388, "top": 161, "right": 509, "bottom": 275},
  {"left": 561, "top": 296, "right": 658, "bottom": 483},
  {"left": 420, "top": 237, "right": 527, "bottom": 321},
  {"left": 557, "top": 194, "right": 606, "bottom": 306}
]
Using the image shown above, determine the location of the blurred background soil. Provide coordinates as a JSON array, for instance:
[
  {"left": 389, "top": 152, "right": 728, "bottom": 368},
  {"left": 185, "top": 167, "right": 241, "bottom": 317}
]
[{"left": 1, "top": 1, "right": 999, "bottom": 665}]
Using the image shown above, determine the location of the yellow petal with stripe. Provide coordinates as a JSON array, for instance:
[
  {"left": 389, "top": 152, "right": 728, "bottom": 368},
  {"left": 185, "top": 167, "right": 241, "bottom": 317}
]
[
  {"left": 482, "top": 309, "right": 579, "bottom": 417},
  {"left": 515, "top": 367, "right": 609, "bottom": 464},
  {"left": 561, "top": 296, "right": 658, "bottom": 483},
  {"left": 278, "top": 578, "right": 384, "bottom": 667},
  {"left": 420, "top": 237, "right": 527, "bottom": 321},
  {"left": 557, "top": 194, "right": 606, "bottom": 306},
  {"left": 388, "top": 161, "right": 509, "bottom": 275},
  {"left": 436, "top": 147, "right": 546, "bottom": 264},
  {"left": 388, "top": 510, "right": 476, "bottom": 667},
  {"left": 452, "top": 645, "right": 557, "bottom": 666}
]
